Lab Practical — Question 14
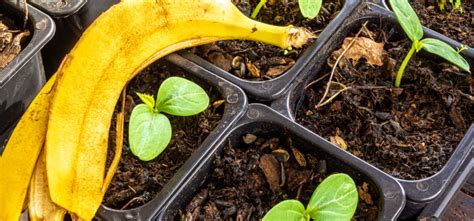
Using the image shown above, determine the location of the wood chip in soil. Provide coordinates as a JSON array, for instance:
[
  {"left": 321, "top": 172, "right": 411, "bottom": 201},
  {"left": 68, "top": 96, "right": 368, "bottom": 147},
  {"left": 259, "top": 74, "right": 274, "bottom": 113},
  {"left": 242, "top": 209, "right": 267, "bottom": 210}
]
[{"left": 103, "top": 61, "right": 224, "bottom": 209}]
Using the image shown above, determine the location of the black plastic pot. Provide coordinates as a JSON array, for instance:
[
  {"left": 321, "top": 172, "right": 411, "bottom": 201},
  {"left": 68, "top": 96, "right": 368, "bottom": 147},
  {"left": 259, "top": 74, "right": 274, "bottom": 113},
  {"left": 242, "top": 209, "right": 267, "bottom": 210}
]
[
  {"left": 28, "top": 0, "right": 119, "bottom": 76},
  {"left": 178, "top": 0, "right": 360, "bottom": 101},
  {"left": 418, "top": 152, "right": 474, "bottom": 220},
  {"left": 94, "top": 53, "right": 248, "bottom": 220},
  {"left": 156, "top": 104, "right": 405, "bottom": 220},
  {"left": 271, "top": 4, "right": 474, "bottom": 219},
  {"left": 0, "top": 1, "right": 55, "bottom": 151},
  {"left": 379, "top": 0, "right": 474, "bottom": 58}
]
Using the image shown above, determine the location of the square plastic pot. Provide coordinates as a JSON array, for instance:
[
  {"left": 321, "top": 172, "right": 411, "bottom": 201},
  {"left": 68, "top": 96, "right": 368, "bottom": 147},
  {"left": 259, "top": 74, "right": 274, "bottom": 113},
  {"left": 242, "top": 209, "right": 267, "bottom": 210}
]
[
  {"left": 0, "top": 1, "right": 55, "bottom": 151},
  {"left": 271, "top": 4, "right": 474, "bottom": 219},
  {"left": 156, "top": 104, "right": 406, "bottom": 220},
  {"left": 177, "top": 0, "right": 361, "bottom": 101},
  {"left": 94, "top": 54, "right": 248, "bottom": 220}
]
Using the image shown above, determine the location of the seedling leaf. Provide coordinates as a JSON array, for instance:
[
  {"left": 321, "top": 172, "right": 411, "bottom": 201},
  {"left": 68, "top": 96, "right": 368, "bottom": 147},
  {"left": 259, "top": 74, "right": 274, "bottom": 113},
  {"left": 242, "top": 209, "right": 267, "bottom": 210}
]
[
  {"left": 390, "top": 0, "right": 423, "bottom": 42},
  {"left": 156, "top": 77, "right": 209, "bottom": 116},
  {"left": 299, "top": 0, "right": 323, "bottom": 19},
  {"left": 263, "top": 200, "right": 307, "bottom": 221},
  {"left": 136, "top": 93, "right": 155, "bottom": 111},
  {"left": 129, "top": 104, "right": 172, "bottom": 161},
  {"left": 306, "top": 173, "right": 358, "bottom": 221},
  {"left": 421, "top": 38, "right": 471, "bottom": 73}
]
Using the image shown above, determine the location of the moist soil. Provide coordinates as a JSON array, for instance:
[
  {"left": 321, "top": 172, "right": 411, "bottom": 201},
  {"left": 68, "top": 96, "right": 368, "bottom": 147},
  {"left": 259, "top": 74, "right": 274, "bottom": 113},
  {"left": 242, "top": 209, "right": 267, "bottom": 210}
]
[
  {"left": 103, "top": 61, "right": 224, "bottom": 209},
  {"left": 178, "top": 134, "right": 378, "bottom": 220},
  {"left": 189, "top": 0, "right": 343, "bottom": 80},
  {"left": 0, "top": 13, "right": 30, "bottom": 71},
  {"left": 296, "top": 21, "right": 473, "bottom": 180},
  {"left": 409, "top": 0, "right": 473, "bottom": 47}
]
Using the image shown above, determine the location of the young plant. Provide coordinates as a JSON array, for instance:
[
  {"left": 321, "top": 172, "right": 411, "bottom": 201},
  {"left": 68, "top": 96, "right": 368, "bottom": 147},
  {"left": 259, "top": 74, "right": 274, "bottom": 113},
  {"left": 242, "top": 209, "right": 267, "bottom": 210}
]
[
  {"left": 438, "top": 0, "right": 462, "bottom": 12},
  {"left": 263, "top": 173, "right": 358, "bottom": 221},
  {"left": 129, "top": 77, "right": 209, "bottom": 161},
  {"left": 390, "top": 0, "right": 470, "bottom": 87},
  {"left": 251, "top": 0, "right": 323, "bottom": 19}
]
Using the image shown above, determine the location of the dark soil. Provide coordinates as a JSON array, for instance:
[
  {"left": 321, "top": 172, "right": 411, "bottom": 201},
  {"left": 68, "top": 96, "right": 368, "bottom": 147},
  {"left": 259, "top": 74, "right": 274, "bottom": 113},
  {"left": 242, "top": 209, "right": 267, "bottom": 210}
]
[
  {"left": 103, "top": 61, "right": 224, "bottom": 209},
  {"left": 189, "top": 0, "right": 343, "bottom": 80},
  {"left": 0, "top": 13, "right": 30, "bottom": 71},
  {"left": 296, "top": 21, "right": 473, "bottom": 180},
  {"left": 409, "top": 0, "right": 473, "bottom": 47},
  {"left": 178, "top": 134, "right": 378, "bottom": 220}
]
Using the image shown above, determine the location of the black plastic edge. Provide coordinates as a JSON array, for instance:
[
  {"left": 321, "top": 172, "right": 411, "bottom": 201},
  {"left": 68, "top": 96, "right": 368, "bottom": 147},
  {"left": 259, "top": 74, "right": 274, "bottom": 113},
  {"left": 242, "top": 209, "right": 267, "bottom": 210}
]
[
  {"left": 0, "top": 1, "right": 55, "bottom": 86},
  {"left": 156, "top": 103, "right": 405, "bottom": 221},
  {"left": 94, "top": 53, "right": 249, "bottom": 220},
  {"left": 418, "top": 156, "right": 474, "bottom": 220},
  {"left": 178, "top": 0, "right": 361, "bottom": 101},
  {"left": 28, "top": 0, "right": 88, "bottom": 18}
]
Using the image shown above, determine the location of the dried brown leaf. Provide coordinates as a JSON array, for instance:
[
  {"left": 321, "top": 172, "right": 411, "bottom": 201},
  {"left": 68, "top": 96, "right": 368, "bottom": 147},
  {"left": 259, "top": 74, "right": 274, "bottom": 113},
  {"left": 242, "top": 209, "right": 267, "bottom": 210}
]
[{"left": 333, "top": 37, "right": 384, "bottom": 66}]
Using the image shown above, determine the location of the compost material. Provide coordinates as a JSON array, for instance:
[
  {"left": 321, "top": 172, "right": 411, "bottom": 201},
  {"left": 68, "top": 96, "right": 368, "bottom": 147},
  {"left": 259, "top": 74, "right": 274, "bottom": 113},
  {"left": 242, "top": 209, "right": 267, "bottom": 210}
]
[
  {"left": 409, "top": 0, "right": 473, "bottom": 47},
  {"left": 178, "top": 134, "right": 378, "bottom": 220},
  {"left": 296, "top": 21, "right": 473, "bottom": 180},
  {"left": 103, "top": 61, "right": 224, "bottom": 209},
  {"left": 190, "top": 0, "right": 343, "bottom": 80},
  {"left": 0, "top": 13, "right": 29, "bottom": 70}
]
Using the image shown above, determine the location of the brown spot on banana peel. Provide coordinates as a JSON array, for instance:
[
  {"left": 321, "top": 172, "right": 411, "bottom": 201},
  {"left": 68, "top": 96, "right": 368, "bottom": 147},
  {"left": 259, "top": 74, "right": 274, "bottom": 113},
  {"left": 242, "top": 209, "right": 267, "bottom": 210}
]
[{"left": 0, "top": 0, "right": 313, "bottom": 219}]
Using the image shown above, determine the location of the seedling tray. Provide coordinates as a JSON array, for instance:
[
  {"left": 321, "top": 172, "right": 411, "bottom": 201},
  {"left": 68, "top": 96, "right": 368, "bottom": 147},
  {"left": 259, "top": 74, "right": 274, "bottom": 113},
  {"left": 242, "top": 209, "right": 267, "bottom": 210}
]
[
  {"left": 157, "top": 104, "right": 405, "bottom": 220},
  {"left": 271, "top": 3, "right": 473, "bottom": 219}
]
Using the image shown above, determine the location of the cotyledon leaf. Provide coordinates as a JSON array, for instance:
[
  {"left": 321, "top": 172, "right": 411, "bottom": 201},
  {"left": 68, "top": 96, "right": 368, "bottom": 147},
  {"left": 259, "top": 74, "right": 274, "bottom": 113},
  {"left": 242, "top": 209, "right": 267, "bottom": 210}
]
[
  {"left": 156, "top": 77, "right": 209, "bottom": 116},
  {"left": 420, "top": 38, "right": 471, "bottom": 73},
  {"left": 299, "top": 0, "right": 323, "bottom": 19},
  {"left": 44, "top": 0, "right": 313, "bottom": 219},
  {"left": 306, "top": 174, "right": 358, "bottom": 221},
  {"left": 129, "top": 104, "right": 172, "bottom": 161},
  {"left": 263, "top": 200, "right": 307, "bottom": 221},
  {"left": 390, "top": 0, "right": 423, "bottom": 42}
]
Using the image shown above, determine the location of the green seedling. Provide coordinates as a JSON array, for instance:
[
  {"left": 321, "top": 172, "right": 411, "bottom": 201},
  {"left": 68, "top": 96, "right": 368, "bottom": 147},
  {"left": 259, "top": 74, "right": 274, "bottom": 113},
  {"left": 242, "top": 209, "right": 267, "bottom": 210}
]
[
  {"left": 263, "top": 173, "right": 358, "bottom": 221},
  {"left": 390, "top": 0, "right": 470, "bottom": 87},
  {"left": 438, "top": 0, "right": 462, "bottom": 12},
  {"left": 251, "top": 0, "right": 323, "bottom": 19},
  {"left": 128, "top": 77, "right": 209, "bottom": 161}
]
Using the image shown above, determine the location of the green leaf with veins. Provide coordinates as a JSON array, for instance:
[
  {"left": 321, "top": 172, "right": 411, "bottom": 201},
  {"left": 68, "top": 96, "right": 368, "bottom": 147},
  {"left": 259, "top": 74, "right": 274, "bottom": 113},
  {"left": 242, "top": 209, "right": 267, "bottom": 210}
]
[
  {"left": 128, "top": 104, "right": 172, "bottom": 161},
  {"left": 298, "top": 0, "right": 323, "bottom": 19},
  {"left": 420, "top": 38, "right": 471, "bottom": 73},
  {"left": 263, "top": 200, "right": 308, "bottom": 221},
  {"left": 306, "top": 174, "right": 358, "bottom": 221},
  {"left": 390, "top": 0, "right": 423, "bottom": 42},
  {"left": 156, "top": 77, "right": 209, "bottom": 116}
]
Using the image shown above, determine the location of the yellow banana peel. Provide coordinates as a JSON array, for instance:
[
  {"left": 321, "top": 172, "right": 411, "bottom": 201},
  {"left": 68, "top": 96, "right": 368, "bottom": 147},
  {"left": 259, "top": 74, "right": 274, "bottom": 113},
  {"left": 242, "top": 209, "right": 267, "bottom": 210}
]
[
  {"left": 0, "top": 75, "right": 56, "bottom": 221},
  {"left": 0, "top": 0, "right": 312, "bottom": 219},
  {"left": 28, "top": 150, "right": 66, "bottom": 221}
]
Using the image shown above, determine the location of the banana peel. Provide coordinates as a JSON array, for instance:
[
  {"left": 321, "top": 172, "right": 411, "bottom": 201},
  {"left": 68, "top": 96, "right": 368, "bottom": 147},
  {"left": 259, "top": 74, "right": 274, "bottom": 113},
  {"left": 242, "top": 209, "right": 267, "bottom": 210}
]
[
  {"left": 28, "top": 150, "right": 66, "bottom": 221},
  {"left": 0, "top": 75, "right": 56, "bottom": 221},
  {"left": 0, "top": 0, "right": 313, "bottom": 219}
]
